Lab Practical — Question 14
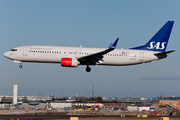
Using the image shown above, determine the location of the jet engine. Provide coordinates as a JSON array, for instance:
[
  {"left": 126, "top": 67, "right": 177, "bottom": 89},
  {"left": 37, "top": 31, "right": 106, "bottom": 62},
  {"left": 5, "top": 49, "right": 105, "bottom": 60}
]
[{"left": 61, "top": 58, "right": 79, "bottom": 67}]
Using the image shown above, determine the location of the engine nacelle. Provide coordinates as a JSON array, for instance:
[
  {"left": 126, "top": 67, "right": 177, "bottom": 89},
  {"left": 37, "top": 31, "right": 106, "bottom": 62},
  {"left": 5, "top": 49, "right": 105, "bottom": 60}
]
[{"left": 61, "top": 58, "right": 79, "bottom": 67}]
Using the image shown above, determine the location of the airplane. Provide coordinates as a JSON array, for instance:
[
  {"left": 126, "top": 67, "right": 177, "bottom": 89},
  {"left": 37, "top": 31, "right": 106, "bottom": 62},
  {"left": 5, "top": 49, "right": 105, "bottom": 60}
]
[{"left": 4, "top": 21, "right": 175, "bottom": 72}]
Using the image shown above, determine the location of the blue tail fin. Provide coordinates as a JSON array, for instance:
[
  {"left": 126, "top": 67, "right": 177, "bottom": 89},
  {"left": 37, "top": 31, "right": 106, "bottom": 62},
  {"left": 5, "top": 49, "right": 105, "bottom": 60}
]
[{"left": 130, "top": 21, "right": 174, "bottom": 52}]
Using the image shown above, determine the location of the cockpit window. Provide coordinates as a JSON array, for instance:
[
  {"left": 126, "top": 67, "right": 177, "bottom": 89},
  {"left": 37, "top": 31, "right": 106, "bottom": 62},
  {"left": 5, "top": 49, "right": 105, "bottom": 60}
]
[{"left": 10, "top": 49, "right": 17, "bottom": 52}]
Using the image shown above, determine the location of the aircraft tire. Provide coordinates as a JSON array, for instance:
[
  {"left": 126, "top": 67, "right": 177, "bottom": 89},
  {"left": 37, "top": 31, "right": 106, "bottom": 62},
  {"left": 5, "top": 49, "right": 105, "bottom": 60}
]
[
  {"left": 86, "top": 66, "right": 91, "bottom": 72},
  {"left": 19, "top": 65, "right": 23, "bottom": 69}
]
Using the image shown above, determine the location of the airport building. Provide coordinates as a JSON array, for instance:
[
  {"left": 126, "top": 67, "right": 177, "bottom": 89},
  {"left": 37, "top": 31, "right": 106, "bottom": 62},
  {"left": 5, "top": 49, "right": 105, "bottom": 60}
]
[
  {"left": 118, "top": 97, "right": 152, "bottom": 105},
  {"left": 0, "top": 84, "right": 164, "bottom": 111}
]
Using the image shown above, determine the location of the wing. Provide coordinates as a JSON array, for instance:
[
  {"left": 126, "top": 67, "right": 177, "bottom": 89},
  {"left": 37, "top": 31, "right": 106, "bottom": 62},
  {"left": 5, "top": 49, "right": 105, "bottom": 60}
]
[{"left": 77, "top": 38, "right": 119, "bottom": 65}]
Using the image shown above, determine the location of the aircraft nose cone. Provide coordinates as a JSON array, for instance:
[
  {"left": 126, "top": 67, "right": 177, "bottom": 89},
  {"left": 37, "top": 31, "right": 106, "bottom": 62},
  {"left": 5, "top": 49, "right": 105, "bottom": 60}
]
[{"left": 3, "top": 52, "right": 9, "bottom": 58}]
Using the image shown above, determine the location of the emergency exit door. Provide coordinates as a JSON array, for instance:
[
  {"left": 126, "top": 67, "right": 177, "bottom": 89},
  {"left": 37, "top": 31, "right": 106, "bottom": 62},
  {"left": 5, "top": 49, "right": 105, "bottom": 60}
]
[{"left": 140, "top": 52, "right": 144, "bottom": 61}]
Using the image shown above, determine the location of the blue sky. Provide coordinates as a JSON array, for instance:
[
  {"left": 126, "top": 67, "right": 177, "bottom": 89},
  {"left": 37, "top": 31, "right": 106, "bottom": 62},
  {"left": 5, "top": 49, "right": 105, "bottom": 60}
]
[{"left": 0, "top": 0, "right": 180, "bottom": 98}]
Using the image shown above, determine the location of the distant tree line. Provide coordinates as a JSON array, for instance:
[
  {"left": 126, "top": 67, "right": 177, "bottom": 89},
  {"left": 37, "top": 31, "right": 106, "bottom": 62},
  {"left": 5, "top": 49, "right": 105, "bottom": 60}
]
[
  {"left": 1, "top": 96, "right": 28, "bottom": 102},
  {"left": 1, "top": 96, "right": 12, "bottom": 101},
  {"left": 76, "top": 96, "right": 103, "bottom": 102}
]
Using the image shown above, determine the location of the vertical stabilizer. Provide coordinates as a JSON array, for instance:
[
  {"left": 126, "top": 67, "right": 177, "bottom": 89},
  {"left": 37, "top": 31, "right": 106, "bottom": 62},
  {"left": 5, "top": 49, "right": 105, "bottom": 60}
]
[{"left": 130, "top": 21, "right": 174, "bottom": 52}]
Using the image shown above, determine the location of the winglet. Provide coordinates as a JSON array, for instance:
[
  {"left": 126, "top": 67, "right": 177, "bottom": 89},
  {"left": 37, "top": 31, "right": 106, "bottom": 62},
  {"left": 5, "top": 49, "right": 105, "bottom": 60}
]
[
  {"left": 108, "top": 43, "right": 113, "bottom": 48},
  {"left": 108, "top": 38, "right": 119, "bottom": 49}
]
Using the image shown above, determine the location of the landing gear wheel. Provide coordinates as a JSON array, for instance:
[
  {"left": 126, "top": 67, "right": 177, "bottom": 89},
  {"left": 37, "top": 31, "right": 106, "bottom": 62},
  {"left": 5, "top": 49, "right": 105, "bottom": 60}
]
[
  {"left": 86, "top": 66, "right": 91, "bottom": 72},
  {"left": 19, "top": 65, "right": 23, "bottom": 69}
]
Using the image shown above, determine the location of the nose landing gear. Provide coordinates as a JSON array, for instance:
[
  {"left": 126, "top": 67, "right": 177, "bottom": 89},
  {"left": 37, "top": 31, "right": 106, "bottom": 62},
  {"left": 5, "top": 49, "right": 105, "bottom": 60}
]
[
  {"left": 86, "top": 65, "right": 91, "bottom": 72},
  {"left": 19, "top": 64, "right": 23, "bottom": 69}
]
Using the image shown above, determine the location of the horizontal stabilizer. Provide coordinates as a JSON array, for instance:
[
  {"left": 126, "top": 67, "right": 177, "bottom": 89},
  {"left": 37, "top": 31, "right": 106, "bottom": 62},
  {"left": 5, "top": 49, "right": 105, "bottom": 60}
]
[{"left": 154, "top": 50, "right": 175, "bottom": 56}]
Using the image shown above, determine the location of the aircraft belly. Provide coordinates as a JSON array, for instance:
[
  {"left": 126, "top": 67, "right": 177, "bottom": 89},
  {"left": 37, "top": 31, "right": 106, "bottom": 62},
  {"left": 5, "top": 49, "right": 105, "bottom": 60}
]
[
  {"left": 103, "top": 57, "right": 140, "bottom": 66},
  {"left": 21, "top": 55, "right": 61, "bottom": 63}
]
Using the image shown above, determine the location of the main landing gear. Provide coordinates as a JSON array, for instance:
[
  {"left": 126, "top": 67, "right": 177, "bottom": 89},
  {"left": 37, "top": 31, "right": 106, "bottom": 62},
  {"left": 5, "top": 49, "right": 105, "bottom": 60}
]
[
  {"left": 86, "top": 65, "right": 91, "bottom": 72},
  {"left": 19, "top": 64, "right": 23, "bottom": 69}
]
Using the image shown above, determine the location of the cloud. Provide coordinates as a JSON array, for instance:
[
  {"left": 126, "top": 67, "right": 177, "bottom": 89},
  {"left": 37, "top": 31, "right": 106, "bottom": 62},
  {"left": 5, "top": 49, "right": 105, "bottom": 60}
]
[{"left": 139, "top": 76, "right": 180, "bottom": 81}]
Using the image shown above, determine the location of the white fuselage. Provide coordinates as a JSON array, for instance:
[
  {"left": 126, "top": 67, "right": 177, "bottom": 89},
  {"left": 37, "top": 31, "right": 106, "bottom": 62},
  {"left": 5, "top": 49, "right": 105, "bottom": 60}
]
[{"left": 4, "top": 46, "right": 160, "bottom": 66}]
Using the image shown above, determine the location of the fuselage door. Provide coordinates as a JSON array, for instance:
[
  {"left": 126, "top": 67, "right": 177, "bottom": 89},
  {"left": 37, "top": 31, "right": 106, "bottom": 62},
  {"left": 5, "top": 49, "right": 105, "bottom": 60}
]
[
  {"left": 140, "top": 52, "right": 144, "bottom": 61},
  {"left": 23, "top": 47, "right": 28, "bottom": 56}
]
